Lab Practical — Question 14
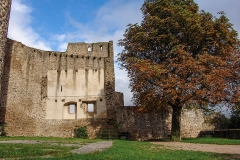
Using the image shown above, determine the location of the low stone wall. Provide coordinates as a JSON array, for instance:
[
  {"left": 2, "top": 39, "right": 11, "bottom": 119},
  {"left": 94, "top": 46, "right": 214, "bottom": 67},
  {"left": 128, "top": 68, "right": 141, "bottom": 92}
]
[
  {"left": 202, "top": 113, "right": 229, "bottom": 131},
  {"left": 198, "top": 129, "right": 240, "bottom": 139},
  {"left": 5, "top": 117, "right": 109, "bottom": 139},
  {"left": 116, "top": 106, "right": 205, "bottom": 140}
]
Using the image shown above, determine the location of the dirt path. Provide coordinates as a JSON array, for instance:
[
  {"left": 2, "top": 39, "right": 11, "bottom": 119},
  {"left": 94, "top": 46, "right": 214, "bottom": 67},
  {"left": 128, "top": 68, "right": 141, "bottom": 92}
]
[
  {"left": 0, "top": 140, "right": 112, "bottom": 154},
  {"left": 151, "top": 142, "right": 240, "bottom": 155},
  {"left": 71, "top": 141, "right": 113, "bottom": 154},
  {"left": 1, "top": 140, "right": 239, "bottom": 155},
  {"left": 0, "top": 140, "right": 83, "bottom": 147}
]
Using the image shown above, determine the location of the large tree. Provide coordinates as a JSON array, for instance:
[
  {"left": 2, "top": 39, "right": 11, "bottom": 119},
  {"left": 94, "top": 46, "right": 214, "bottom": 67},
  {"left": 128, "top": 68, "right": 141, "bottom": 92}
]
[{"left": 118, "top": 0, "right": 240, "bottom": 141}]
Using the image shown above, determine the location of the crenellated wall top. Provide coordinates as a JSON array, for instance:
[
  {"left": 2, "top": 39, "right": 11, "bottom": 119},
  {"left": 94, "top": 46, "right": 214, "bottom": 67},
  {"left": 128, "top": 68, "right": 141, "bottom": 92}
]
[{"left": 8, "top": 39, "right": 113, "bottom": 60}]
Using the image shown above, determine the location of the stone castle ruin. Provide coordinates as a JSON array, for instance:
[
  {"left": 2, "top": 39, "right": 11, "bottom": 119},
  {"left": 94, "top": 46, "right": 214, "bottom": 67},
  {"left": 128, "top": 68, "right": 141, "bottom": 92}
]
[
  {"left": 0, "top": 0, "right": 211, "bottom": 139},
  {"left": 0, "top": 0, "right": 124, "bottom": 137}
]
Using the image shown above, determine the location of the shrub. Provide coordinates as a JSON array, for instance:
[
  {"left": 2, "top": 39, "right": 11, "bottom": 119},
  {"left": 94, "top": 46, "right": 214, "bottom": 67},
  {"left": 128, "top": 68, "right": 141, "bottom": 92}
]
[
  {"left": 0, "top": 122, "right": 7, "bottom": 136},
  {"left": 75, "top": 126, "right": 88, "bottom": 138}
]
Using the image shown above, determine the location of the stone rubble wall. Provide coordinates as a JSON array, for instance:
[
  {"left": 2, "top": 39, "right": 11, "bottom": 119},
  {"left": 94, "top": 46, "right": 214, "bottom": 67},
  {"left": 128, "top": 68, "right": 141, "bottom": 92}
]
[
  {"left": 201, "top": 113, "right": 229, "bottom": 131},
  {"left": 0, "top": 0, "right": 12, "bottom": 104},
  {"left": 116, "top": 106, "right": 205, "bottom": 140},
  {"left": 198, "top": 129, "right": 240, "bottom": 139},
  {"left": 181, "top": 109, "right": 205, "bottom": 138},
  {"left": 0, "top": 39, "right": 119, "bottom": 138}
]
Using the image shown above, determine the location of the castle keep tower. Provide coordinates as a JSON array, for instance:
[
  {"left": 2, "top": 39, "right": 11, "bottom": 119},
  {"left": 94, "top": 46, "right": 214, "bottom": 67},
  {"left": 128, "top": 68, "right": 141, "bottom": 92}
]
[
  {"left": 0, "top": 0, "right": 124, "bottom": 138},
  {"left": 0, "top": 0, "right": 11, "bottom": 94}
]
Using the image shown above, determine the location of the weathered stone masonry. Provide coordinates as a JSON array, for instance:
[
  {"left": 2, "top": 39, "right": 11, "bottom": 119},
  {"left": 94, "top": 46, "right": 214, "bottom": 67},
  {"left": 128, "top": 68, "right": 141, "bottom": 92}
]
[
  {"left": 116, "top": 107, "right": 205, "bottom": 140},
  {"left": 0, "top": 36, "right": 125, "bottom": 137},
  {"left": 0, "top": 0, "right": 11, "bottom": 86},
  {"left": 0, "top": 0, "right": 12, "bottom": 124},
  {"left": 0, "top": 0, "right": 123, "bottom": 137}
]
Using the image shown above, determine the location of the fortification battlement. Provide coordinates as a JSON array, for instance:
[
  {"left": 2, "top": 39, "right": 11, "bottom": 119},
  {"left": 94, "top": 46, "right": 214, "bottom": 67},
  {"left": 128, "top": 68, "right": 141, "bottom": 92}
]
[{"left": 7, "top": 39, "right": 113, "bottom": 61}]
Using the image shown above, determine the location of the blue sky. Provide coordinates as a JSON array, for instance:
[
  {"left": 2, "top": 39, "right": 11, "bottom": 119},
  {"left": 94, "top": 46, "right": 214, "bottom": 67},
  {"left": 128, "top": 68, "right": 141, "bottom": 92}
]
[{"left": 8, "top": 0, "right": 240, "bottom": 110}]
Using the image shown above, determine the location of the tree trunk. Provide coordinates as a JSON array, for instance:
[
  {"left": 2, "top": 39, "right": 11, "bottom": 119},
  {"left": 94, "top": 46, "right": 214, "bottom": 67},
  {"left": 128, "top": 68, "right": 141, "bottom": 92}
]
[{"left": 171, "top": 106, "right": 182, "bottom": 141}]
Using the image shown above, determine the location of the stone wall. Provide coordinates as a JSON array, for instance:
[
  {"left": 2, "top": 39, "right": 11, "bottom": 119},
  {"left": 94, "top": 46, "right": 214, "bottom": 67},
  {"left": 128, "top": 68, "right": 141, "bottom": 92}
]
[
  {"left": 0, "top": 0, "right": 11, "bottom": 107},
  {"left": 202, "top": 113, "right": 229, "bottom": 131},
  {"left": 198, "top": 129, "right": 240, "bottom": 139},
  {"left": 0, "top": 0, "right": 11, "bottom": 76},
  {"left": 0, "top": 38, "right": 121, "bottom": 137},
  {"left": 116, "top": 106, "right": 205, "bottom": 140},
  {"left": 181, "top": 109, "right": 205, "bottom": 138}
]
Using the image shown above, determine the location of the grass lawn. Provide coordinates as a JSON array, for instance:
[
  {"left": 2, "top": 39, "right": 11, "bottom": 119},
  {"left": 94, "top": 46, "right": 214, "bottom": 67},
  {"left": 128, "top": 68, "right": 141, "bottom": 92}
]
[
  {"left": 0, "top": 137, "right": 237, "bottom": 160},
  {"left": 67, "top": 140, "right": 232, "bottom": 160}
]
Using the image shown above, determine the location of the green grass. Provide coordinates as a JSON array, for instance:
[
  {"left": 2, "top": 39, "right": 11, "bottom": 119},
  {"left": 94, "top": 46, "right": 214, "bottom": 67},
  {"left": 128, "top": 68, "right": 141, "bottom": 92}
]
[
  {"left": 182, "top": 137, "right": 240, "bottom": 145},
  {"left": 0, "top": 137, "right": 237, "bottom": 159},
  {"left": 65, "top": 140, "right": 230, "bottom": 160},
  {"left": 0, "top": 143, "right": 78, "bottom": 159}
]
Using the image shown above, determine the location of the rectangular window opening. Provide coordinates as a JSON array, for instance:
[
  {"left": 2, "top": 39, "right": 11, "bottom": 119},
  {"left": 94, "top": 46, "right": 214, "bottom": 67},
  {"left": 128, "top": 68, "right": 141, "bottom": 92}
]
[
  {"left": 87, "top": 103, "right": 94, "bottom": 112},
  {"left": 69, "top": 104, "right": 76, "bottom": 114}
]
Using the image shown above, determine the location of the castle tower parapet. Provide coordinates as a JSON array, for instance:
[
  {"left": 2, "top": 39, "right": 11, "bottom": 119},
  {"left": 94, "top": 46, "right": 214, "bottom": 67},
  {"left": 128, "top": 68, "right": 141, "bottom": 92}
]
[{"left": 66, "top": 41, "right": 112, "bottom": 58}]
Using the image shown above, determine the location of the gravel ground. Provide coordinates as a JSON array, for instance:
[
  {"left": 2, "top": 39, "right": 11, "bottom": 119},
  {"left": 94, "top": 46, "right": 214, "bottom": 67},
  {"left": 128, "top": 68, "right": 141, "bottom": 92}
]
[
  {"left": 0, "top": 140, "right": 43, "bottom": 144},
  {"left": 0, "top": 140, "right": 82, "bottom": 147},
  {"left": 0, "top": 140, "right": 113, "bottom": 154},
  {"left": 151, "top": 141, "right": 240, "bottom": 155},
  {"left": 71, "top": 141, "right": 113, "bottom": 154}
]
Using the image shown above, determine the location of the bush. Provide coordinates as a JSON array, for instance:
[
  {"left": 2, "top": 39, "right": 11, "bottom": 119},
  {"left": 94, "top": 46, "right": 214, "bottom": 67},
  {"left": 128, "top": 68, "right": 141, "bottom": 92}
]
[
  {"left": 0, "top": 122, "right": 7, "bottom": 136},
  {"left": 75, "top": 126, "right": 88, "bottom": 138}
]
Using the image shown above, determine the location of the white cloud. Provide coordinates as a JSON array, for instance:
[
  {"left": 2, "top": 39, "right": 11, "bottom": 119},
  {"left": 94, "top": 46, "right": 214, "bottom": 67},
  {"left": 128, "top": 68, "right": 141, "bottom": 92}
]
[
  {"left": 63, "top": 0, "right": 143, "bottom": 44},
  {"left": 95, "top": 0, "right": 143, "bottom": 31},
  {"left": 54, "top": 34, "right": 66, "bottom": 42},
  {"left": 8, "top": 0, "right": 51, "bottom": 50},
  {"left": 51, "top": 34, "right": 68, "bottom": 52},
  {"left": 58, "top": 43, "right": 68, "bottom": 52}
]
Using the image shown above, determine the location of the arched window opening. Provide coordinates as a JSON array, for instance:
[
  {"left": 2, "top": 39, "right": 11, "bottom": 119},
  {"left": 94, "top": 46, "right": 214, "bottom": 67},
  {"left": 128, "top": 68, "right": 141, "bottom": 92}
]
[
  {"left": 100, "top": 46, "right": 103, "bottom": 51},
  {"left": 64, "top": 102, "right": 77, "bottom": 114}
]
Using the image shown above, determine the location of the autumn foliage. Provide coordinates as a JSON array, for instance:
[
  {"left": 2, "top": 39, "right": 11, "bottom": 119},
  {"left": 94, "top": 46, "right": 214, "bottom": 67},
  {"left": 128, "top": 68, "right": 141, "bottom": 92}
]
[{"left": 118, "top": 0, "right": 240, "bottom": 141}]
